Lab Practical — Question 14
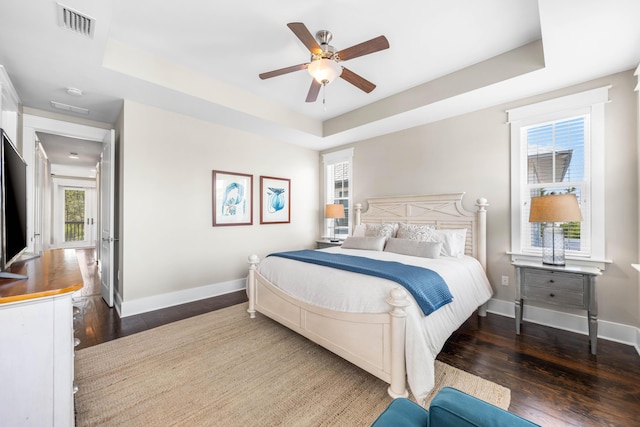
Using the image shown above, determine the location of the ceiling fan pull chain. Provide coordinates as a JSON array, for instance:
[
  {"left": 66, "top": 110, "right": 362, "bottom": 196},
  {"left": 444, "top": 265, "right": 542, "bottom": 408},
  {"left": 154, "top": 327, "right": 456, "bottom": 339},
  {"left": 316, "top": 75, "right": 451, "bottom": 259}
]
[{"left": 323, "top": 84, "right": 327, "bottom": 111}]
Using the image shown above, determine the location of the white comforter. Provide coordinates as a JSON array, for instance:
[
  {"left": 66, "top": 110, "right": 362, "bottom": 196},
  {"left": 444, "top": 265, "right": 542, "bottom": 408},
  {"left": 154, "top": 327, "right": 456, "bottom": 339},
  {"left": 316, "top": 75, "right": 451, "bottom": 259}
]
[{"left": 256, "top": 246, "right": 493, "bottom": 403}]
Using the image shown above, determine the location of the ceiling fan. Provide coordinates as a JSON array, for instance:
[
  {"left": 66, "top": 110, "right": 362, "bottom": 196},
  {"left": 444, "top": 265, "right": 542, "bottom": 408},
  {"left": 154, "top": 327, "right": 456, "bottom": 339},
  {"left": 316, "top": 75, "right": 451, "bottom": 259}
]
[{"left": 259, "top": 22, "right": 390, "bottom": 103}]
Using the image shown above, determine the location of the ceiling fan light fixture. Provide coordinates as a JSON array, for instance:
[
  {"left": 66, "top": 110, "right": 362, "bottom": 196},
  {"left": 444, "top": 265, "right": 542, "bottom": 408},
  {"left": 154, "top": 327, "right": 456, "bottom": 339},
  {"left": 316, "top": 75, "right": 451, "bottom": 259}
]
[{"left": 308, "top": 58, "right": 342, "bottom": 85}]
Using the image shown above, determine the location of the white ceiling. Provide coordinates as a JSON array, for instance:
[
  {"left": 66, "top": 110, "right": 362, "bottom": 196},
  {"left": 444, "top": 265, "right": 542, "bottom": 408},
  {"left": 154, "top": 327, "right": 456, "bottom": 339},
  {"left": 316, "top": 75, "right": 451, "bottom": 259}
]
[
  {"left": 36, "top": 132, "right": 102, "bottom": 178},
  {"left": 1, "top": 0, "right": 640, "bottom": 171}
]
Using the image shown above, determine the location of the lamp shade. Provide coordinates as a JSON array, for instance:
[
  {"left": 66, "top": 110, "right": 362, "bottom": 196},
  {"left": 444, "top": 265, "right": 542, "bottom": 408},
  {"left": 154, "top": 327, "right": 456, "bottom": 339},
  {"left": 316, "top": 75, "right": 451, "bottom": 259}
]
[
  {"left": 529, "top": 194, "right": 583, "bottom": 223},
  {"left": 308, "top": 59, "right": 342, "bottom": 85},
  {"left": 325, "top": 204, "right": 345, "bottom": 219}
]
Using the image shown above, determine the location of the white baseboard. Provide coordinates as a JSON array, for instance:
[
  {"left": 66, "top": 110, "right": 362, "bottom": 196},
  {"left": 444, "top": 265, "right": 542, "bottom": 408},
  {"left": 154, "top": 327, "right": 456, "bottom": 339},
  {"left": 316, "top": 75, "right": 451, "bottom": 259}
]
[
  {"left": 118, "top": 279, "right": 246, "bottom": 318},
  {"left": 487, "top": 298, "right": 640, "bottom": 355}
]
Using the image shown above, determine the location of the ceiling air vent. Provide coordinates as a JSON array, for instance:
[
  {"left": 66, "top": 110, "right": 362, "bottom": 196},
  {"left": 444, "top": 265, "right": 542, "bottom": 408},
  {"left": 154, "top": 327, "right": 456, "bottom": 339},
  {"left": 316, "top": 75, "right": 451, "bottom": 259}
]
[
  {"left": 57, "top": 3, "right": 95, "bottom": 38},
  {"left": 51, "top": 101, "right": 89, "bottom": 115}
]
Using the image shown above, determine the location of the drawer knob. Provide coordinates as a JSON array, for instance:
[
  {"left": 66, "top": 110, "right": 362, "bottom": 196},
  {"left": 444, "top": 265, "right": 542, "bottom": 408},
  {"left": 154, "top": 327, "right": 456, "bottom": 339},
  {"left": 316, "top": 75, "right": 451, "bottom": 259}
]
[
  {"left": 549, "top": 293, "right": 555, "bottom": 297},
  {"left": 549, "top": 279, "right": 555, "bottom": 284}
]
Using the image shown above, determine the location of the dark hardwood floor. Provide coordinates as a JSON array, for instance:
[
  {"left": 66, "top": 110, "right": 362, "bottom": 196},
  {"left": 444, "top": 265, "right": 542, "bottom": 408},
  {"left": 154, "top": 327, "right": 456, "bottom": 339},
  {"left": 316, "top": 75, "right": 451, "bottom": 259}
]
[
  {"left": 73, "top": 249, "right": 639, "bottom": 426},
  {"left": 72, "top": 248, "right": 247, "bottom": 349}
]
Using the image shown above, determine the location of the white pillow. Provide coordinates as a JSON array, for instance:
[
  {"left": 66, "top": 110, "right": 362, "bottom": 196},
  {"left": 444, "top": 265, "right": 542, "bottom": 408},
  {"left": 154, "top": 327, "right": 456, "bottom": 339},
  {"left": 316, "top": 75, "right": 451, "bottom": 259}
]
[
  {"left": 431, "top": 229, "right": 467, "bottom": 257},
  {"left": 396, "top": 223, "right": 436, "bottom": 241},
  {"left": 364, "top": 223, "right": 397, "bottom": 239},
  {"left": 352, "top": 224, "right": 366, "bottom": 237},
  {"left": 384, "top": 238, "right": 442, "bottom": 259},
  {"left": 341, "top": 236, "right": 387, "bottom": 251}
]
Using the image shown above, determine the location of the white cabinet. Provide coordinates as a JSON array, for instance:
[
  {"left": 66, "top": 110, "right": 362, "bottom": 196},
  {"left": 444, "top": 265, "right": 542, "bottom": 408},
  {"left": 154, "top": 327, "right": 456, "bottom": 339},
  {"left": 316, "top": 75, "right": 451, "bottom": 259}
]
[
  {"left": 0, "top": 293, "right": 75, "bottom": 426},
  {"left": 0, "top": 250, "right": 82, "bottom": 426}
]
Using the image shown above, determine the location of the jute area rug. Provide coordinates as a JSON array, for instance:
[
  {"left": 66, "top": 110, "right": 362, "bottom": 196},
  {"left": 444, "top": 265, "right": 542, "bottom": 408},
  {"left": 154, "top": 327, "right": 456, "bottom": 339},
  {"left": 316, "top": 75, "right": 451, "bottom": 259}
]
[{"left": 75, "top": 303, "right": 510, "bottom": 426}]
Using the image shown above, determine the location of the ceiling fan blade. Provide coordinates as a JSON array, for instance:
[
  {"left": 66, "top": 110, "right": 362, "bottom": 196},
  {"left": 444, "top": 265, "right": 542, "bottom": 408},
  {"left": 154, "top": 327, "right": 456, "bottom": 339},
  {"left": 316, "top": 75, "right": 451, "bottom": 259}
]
[
  {"left": 287, "top": 22, "right": 322, "bottom": 55},
  {"left": 340, "top": 67, "right": 376, "bottom": 93},
  {"left": 337, "top": 35, "right": 389, "bottom": 61},
  {"left": 305, "top": 79, "right": 321, "bottom": 102},
  {"left": 259, "top": 63, "right": 309, "bottom": 80}
]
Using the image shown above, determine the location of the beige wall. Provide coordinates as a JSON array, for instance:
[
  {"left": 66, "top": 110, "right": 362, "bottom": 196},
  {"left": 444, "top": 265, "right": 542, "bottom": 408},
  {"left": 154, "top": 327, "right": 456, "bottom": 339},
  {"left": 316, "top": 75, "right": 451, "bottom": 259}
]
[
  {"left": 325, "top": 70, "right": 639, "bottom": 328},
  {"left": 114, "top": 71, "right": 639, "bottom": 328},
  {"left": 118, "top": 100, "right": 319, "bottom": 303}
]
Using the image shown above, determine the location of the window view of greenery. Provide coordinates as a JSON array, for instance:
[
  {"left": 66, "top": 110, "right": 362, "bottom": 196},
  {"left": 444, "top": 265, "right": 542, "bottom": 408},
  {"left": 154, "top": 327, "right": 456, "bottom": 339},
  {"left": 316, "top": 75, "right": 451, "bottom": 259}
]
[{"left": 65, "top": 189, "right": 85, "bottom": 242}]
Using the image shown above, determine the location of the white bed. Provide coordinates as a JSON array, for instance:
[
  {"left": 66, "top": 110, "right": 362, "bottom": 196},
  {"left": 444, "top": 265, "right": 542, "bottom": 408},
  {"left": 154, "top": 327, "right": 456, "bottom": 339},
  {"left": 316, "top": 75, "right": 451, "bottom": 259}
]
[{"left": 246, "top": 193, "right": 492, "bottom": 403}]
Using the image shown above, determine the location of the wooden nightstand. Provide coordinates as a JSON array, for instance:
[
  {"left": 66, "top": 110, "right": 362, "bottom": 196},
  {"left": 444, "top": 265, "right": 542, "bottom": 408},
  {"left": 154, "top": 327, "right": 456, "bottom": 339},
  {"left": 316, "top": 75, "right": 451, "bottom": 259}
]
[
  {"left": 513, "top": 260, "right": 601, "bottom": 354},
  {"left": 316, "top": 239, "right": 343, "bottom": 249}
]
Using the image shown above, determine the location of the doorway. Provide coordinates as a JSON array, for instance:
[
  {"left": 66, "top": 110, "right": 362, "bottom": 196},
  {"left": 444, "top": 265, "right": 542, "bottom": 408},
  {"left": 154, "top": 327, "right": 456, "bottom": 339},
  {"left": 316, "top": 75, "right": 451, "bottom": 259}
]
[
  {"left": 23, "top": 114, "right": 117, "bottom": 307},
  {"left": 56, "top": 184, "right": 97, "bottom": 248}
]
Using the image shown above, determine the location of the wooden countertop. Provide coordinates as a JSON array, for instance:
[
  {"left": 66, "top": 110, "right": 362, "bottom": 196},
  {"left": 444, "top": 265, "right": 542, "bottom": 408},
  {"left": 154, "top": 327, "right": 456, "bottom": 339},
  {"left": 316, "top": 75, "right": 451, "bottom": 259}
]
[{"left": 0, "top": 249, "right": 83, "bottom": 304}]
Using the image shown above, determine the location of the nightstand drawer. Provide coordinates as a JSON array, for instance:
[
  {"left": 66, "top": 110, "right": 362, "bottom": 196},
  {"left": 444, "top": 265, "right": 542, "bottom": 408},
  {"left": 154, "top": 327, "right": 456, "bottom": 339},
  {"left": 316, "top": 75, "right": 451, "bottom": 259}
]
[
  {"left": 523, "top": 285, "right": 586, "bottom": 308},
  {"left": 521, "top": 269, "right": 584, "bottom": 292}
]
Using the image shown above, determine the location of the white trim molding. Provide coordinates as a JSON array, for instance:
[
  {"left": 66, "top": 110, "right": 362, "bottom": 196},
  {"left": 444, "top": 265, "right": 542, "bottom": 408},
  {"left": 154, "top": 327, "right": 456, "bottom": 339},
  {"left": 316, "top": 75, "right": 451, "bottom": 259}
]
[
  {"left": 507, "top": 86, "right": 611, "bottom": 269},
  {"left": 118, "top": 278, "right": 246, "bottom": 317},
  {"left": 506, "top": 86, "right": 611, "bottom": 123}
]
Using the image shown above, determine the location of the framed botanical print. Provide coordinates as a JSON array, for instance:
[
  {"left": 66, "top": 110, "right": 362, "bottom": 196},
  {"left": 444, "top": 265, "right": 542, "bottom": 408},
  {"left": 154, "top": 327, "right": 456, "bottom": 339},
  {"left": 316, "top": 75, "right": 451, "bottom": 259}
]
[
  {"left": 260, "top": 176, "right": 290, "bottom": 224},
  {"left": 212, "top": 170, "right": 253, "bottom": 226}
]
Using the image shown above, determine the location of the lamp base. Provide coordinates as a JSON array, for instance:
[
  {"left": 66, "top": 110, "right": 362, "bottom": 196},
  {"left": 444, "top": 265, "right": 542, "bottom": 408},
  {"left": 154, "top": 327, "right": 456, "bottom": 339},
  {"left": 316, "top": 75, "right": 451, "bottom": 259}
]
[{"left": 542, "top": 225, "right": 565, "bottom": 266}]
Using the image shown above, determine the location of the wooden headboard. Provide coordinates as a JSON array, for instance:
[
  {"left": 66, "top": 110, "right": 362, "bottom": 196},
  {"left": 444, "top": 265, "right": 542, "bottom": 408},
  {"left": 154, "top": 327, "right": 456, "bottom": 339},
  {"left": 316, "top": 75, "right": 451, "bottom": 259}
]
[{"left": 354, "top": 193, "right": 488, "bottom": 270}]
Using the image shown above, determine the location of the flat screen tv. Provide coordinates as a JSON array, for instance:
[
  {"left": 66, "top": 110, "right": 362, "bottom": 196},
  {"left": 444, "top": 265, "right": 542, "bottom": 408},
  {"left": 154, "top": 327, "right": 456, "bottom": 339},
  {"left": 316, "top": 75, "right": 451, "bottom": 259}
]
[{"left": 1, "top": 129, "right": 28, "bottom": 279}]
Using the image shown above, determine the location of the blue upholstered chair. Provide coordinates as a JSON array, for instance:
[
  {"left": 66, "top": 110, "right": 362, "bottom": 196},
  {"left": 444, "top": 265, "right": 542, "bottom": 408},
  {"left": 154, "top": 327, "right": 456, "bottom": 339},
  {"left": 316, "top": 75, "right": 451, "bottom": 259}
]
[{"left": 371, "top": 387, "right": 540, "bottom": 427}]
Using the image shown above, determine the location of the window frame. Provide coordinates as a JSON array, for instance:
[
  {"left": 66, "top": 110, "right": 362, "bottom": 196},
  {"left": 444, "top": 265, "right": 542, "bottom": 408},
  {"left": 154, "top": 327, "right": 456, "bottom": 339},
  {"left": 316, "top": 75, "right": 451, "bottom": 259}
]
[
  {"left": 508, "top": 86, "right": 609, "bottom": 269},
  {"left": 322, "top": 148, "right": 354, "bottom": 240}
]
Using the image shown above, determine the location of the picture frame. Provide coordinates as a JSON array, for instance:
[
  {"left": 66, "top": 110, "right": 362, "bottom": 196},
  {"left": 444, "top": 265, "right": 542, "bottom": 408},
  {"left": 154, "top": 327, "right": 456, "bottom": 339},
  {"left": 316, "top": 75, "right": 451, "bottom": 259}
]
[
  {"left": 212, "top": 170, "right": 253, "bottom": 226},
  {"left": 260, "top": 176, "right": 291, "bottom": 224}
]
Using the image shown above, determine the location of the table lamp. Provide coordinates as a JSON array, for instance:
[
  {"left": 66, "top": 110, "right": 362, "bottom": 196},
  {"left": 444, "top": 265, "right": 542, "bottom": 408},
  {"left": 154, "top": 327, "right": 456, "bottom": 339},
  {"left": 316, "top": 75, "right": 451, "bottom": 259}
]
[
  {"left": 325, "top": 204, "right": 345, "bottom": 242},
  {"left": 529, "top": 194, "right": 583, "bottom": 265}
]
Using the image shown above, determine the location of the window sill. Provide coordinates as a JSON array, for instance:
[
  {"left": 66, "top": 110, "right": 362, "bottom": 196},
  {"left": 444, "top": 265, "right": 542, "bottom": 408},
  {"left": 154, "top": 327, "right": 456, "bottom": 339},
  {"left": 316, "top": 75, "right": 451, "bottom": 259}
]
[{"left": 508, "top": 252, "right": 611, "bottom": 271}]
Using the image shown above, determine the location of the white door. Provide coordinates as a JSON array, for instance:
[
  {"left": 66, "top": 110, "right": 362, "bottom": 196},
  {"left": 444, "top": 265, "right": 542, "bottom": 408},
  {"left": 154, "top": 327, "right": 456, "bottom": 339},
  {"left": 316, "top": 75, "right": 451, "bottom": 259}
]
[
  {"left": 100, "top": 130, "right": 115, "bottom": 307},
  {"left": 33, "top": 143, "right": 47, "bottom": 254}
]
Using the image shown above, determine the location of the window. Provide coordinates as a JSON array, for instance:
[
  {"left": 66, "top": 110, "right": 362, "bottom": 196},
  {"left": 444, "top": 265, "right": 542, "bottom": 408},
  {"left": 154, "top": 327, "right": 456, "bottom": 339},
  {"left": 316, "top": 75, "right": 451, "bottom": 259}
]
[
  {"left": 508, "top": 87, "right": 609, "bottom": 267},
  {"left": 523, "top": 116, "right": 589, "bottom": 254},
  {"left": 322, "top": 148, "right": 353, "bottom": 240}
]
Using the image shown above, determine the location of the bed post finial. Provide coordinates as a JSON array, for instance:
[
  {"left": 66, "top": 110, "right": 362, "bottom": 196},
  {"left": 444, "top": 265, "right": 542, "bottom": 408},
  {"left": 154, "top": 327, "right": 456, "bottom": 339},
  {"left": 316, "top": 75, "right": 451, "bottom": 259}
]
[{"left": 247, "top": 255, "right": 260, "bottom": 319}]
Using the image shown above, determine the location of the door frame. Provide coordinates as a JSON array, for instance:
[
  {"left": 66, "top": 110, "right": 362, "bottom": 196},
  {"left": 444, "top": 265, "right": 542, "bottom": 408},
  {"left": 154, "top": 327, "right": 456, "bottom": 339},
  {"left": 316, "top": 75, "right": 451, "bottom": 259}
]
[{"left": 23, "top": 115, "right": 116, "bottom": 299}]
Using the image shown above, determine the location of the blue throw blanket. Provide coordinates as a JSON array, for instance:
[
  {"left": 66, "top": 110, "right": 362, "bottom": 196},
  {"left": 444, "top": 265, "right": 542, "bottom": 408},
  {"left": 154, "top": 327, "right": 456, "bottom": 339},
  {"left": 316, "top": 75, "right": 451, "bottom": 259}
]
[{"left": 268, "top": 250, "right": 452, "bottom": 316}]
